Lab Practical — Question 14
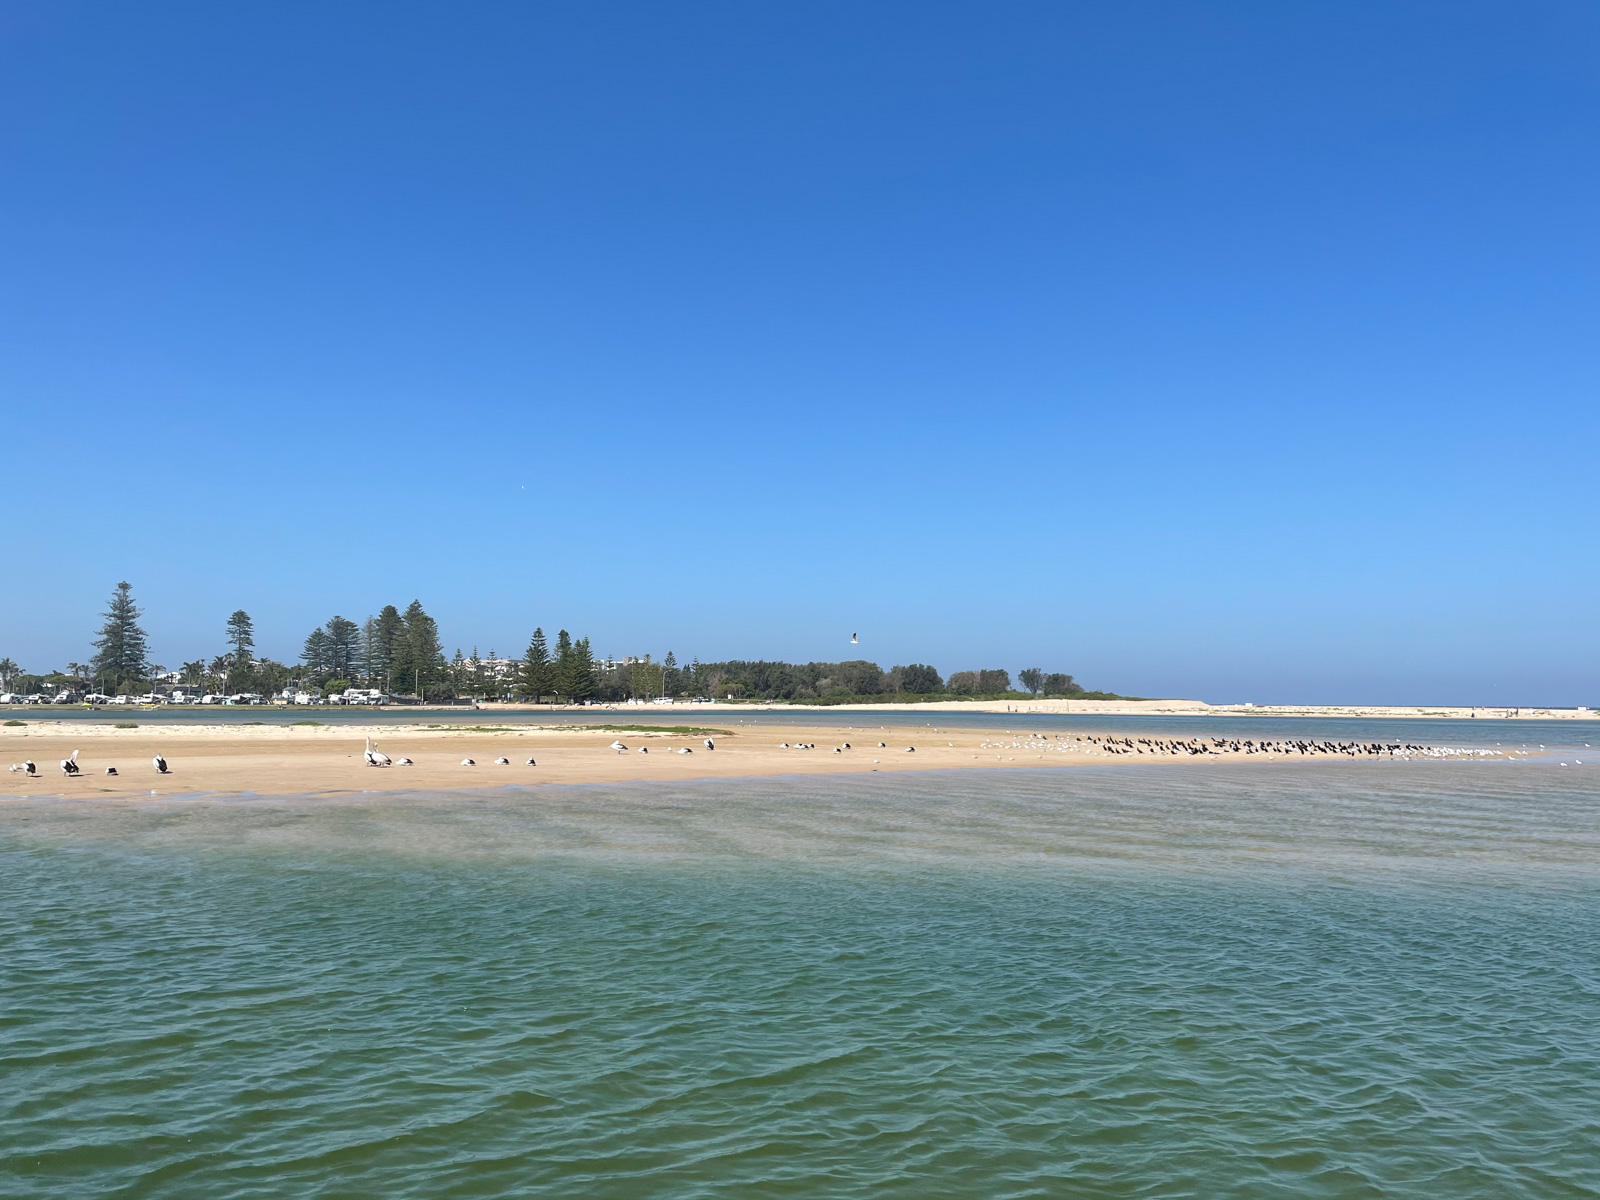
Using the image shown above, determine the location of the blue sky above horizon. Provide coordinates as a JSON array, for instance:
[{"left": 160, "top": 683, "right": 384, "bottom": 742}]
[{"left": 2, "top": 2, "right": 1595, "bottom": 704}]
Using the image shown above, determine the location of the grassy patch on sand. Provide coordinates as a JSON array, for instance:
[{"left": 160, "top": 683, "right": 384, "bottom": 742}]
[
  {"left": 3, "top": 720, "right": 24, "bottom": 727},
  {"left": 114, "top": 722, "right": 139, "bottom": 729}
]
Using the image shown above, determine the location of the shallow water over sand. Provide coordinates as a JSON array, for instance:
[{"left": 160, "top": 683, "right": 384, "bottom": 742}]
[{"left": 2, "top": 765, "right": 1596, "bottom": 1197}]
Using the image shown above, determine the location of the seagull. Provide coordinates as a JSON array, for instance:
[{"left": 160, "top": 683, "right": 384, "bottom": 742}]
[
  {"left": 60, "top": 749, "right": 81, "bottom": 776},
  {"left": 363, "top": 737, "right": 392, "bottom": 767},
  {"left": 153, "top": 754, "right": 169, "bottom": 774},
  {"left": 704, "top": 738, "right": 715, "bottom": 750},
  {"left": 460, "top": 758, "right": 475, "bottom": 766},
  {"left": 850, "top": 633, "right": 858, "bottom": 644}
]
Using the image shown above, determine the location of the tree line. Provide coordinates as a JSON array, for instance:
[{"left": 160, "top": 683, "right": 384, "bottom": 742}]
[{"left": 0, "top": 582, "right": 1110, "bottom": 704}]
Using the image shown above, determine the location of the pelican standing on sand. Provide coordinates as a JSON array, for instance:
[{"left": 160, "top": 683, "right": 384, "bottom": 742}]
[
  {"left": 153, "top": 754, "right": 170, "bottom": 774},
  {"left": 60, "top": 750, "right": 81, "bottom": 776},
  {"left": 364, "top": 737, "right": 392, "bottom": 767}
]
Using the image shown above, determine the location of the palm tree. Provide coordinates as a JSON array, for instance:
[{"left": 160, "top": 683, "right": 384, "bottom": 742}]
[{"left": 0, "top": 657, "right": 19, "bottom": 690}]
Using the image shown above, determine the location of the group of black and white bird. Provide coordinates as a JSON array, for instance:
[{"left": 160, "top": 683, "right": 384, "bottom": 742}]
[
  {"left": 611, "top": 738, "right": 716, "bottom": 756},
  {"left": 1066, "top": 733, "right": 1432, "bottom": 758},
  {"left": 8, "top": 749, "right": 170, "bottom": 778}
]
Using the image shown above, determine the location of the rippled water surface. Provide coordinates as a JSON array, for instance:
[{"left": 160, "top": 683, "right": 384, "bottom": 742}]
[{"left": 2, "top": 764, "right": 1596, "bottom": 1198}]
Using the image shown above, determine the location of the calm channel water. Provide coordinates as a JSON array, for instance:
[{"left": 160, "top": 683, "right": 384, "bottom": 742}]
[{"left": 2, "top": 762, "right": 1595, "bottom": 1197}]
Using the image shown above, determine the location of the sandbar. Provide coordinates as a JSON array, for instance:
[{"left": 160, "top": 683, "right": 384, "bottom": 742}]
[{"left": 0, "top": 720, "right": 1495, "bottom": 801}]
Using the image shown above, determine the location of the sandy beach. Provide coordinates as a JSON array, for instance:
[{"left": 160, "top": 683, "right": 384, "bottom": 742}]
[{"left": 0, "top": 719, "right": 1506, "bottom": 800}]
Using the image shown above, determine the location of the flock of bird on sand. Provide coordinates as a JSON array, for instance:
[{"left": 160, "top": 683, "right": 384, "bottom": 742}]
[
  {"left": 8, "top": 749, "right": 169, "bottom": 778},
  {"left": 5, "top": 734, "right": 727, "bottom": 781},
  {"left": 11, "top": 730, "right": 1525, "bottom": 784},
  {"left": 980, "top": 733, "right": 1491, "bottom": 760}
]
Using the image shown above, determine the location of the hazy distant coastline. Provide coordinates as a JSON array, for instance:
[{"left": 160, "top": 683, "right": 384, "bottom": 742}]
[{"left": 478, "top": 698, "right": 1596, "bottom": 721}]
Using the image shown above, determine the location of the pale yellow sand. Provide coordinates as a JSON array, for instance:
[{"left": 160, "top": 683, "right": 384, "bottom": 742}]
[{"left": 0, "top": 720, "right": 1435, "bottom": 800}]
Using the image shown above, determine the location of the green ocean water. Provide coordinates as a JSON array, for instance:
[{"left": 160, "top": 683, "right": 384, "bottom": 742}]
[{"left": 2, "top": 764, "right": 1596, "bottom": 1198}]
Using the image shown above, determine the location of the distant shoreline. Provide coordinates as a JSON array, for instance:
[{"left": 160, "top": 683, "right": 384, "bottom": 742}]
[
  {"left": 6, "top": 698, "right": 1592, "bottom": 722},
  {"left": 478, "top": 698, "right": 1596, "bottom": 721}
]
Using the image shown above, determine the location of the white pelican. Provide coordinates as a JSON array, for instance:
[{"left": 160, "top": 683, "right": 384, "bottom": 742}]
[
  {"left": 105, "top": 766, "right": 118, "bottom": 776},
  {"left": 877, "top": 742, "right": 886, "bottom": 747},
  {"left": 904, "top": 746, "right": 915, "bottom": 753},
  {"left": 842, "top": 743, "right": 850, "bottom": 749},
  {"left": 22, "top": 759, "right": 37, "bottom": 776},
  {"left": 153, "top": 754, "right": 169, "bottom": 774},
  {"left": 638, "top": 746, "right": 648, "bottom": 753},
  {"left": 677, "top": 747, "right": 691, "bottom": 754},
  {"left": 525, "top": 757, "right": 536, "bottom": 766},
  {"left": 610, "top": 740, "right": 628, "bottom": 753},
  {"left": 851, "top": 633, "right": 858, "bottom": 644},
  {"left": 396, "top": 757, "right": 413, "bottom": 766},
  {"left": 494, "top": 757, "right": 510, "bottom": 765},
  {"left": 363, "top": 737, "right": 392, "bottom": 767},
  {"left": 460, "top": 758, "right": 475, "bottom": 766},
  {"left": 60, "top": 750, "right": 81, "bottom": 776},
  {"left": 704, "top": 738, "right": 715, "bottom": 750}
]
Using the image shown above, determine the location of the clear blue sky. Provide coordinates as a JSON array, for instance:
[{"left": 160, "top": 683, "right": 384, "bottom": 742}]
[{"left": 2, "top": 2, "right": 1595, "bottom": 704}]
